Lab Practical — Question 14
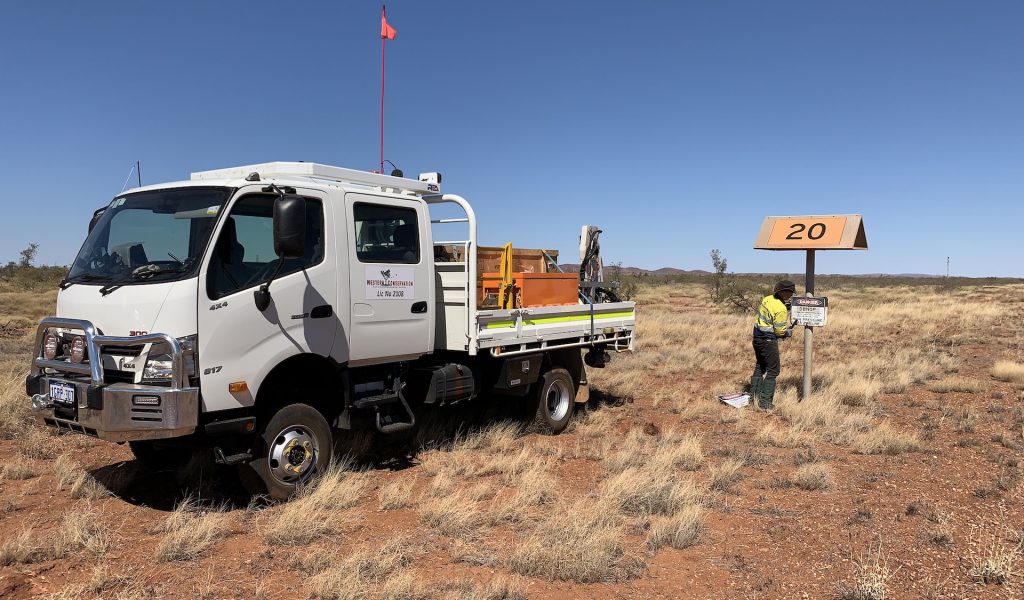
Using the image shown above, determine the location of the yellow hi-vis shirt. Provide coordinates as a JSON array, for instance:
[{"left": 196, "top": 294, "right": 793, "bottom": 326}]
[{"left": 754, "top": 295, "right": 789, "bottom": 338}]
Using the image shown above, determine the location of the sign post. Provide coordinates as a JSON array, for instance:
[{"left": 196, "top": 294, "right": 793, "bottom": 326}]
[{"left": 754, "top": 215, "right": 867, "bottom": 400}]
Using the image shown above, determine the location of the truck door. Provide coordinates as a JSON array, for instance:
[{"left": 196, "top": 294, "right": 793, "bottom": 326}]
[
  {"left": 344, "top": 193, "right": 432, "bottom": 365},
  {"left": 197, "top": 188, "right": 338, "bottom": 411}
]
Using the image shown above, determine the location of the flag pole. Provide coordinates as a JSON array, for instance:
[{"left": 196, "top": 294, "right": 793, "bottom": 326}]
[{"left": 380, "top": 5, "right": 386, "bottom": 174}]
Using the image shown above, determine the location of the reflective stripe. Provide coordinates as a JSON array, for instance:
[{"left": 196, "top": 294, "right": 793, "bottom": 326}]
[{"left": 484, "top": 310, "right": 634, "bottom": 330}]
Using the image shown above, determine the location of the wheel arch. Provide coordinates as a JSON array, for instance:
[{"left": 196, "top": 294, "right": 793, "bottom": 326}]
[
  {"left": 254, "top": 353, "right": 346, "bottom": 426},
  {"left": 544, "top": 348, "right": 588, "bottom": 403}
]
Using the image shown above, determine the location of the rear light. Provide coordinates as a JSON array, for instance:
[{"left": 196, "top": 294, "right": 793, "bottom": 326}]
[
  {"left": 43, "top": 333, "right": 59, "bottom": 360},
  {"left": 69, "top": 336, "right": 86, "bottom": 364}
]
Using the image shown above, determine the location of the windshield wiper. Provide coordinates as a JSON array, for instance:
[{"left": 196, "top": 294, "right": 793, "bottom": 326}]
[
  {"left": 58, "top": 273, "right": 113, "bottom": 290},
  {"left": 97, "top": 263, "right": 189, "bottom": 296},
  {"left": 131, "top": 263, "right": 189, "bottom": 279}
]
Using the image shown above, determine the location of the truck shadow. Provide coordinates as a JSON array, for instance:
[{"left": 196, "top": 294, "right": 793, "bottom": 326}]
[
  {"left": 88, "top": 391, "right": 627, "bottom": 510},
  {"left": 89, "top": 456, "right": 253, "bottom": 512}
]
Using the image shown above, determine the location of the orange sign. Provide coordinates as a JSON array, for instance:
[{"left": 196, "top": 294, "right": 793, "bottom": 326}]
[{"left": 754, "top": 215, "right": 867, "bottom": 250}]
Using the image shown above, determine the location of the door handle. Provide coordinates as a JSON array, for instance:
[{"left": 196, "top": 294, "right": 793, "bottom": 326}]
[{"left": 411, "top": 301, "right": 427, "bottom": 314}]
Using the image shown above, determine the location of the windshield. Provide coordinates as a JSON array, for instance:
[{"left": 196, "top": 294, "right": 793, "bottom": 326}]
[{"left": 67, "top": 187, "right": 232, "bottom": 284}]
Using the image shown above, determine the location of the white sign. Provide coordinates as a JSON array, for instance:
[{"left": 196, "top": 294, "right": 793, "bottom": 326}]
[
  {"left": 365, "top": 265, "right": 415, "bottom": 300},
  {"left": 791, "top": 296, "right": 828, "bottom": 327}
]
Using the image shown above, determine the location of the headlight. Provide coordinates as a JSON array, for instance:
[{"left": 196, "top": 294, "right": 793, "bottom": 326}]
[
  {"left": 43, "top": 333, "right": 59, "bottom": 360},
  {"left": 143, "top": 356, "right": 174, "bottom": 380},
  {"left": 69, "top": 336, "right": 87, "bottom": 364}
]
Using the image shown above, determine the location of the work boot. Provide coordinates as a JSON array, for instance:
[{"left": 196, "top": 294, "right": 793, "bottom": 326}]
[
  {"left": 760, "top": 379, "right": 777, "bottom": 410},
  {"left": 749, "top": 374, "right": 763, "bottom": 408}
]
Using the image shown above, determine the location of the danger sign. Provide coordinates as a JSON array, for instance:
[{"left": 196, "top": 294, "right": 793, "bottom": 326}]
[{"left": 791, "top": 296, "right": 828, "bottom": 327}]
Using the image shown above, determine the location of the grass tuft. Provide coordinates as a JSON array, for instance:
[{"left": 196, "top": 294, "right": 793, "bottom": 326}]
[
  {"left": 154, "top": 498, "right": 230, "bottom": 562},
  {"left": 792, "top": 463, "right": 834, "bottom": 491}
]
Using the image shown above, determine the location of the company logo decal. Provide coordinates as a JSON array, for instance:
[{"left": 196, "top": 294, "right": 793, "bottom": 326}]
[{"left": 365, "top": 265, "right": 415, "bottom": 300}]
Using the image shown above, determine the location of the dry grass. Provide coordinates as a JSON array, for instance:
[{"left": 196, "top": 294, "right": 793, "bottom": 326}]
[
  {"left": 263, "top": 463, "right": 366, "bottom": 545},
  {"left": 378, "top": 476, "right": 416, "bottom": 510},
  {"left": 435, "top": 576, "right": 527, "bottom": 600},
  {"left": 0, "top": 529, "right": 43, "bottom": 566},
  {"left": 154, "top": 498, "right": 230, "bottom": 562},
  {"left": 16, "top": 426, "right": 61, "bottom": 459},
  {"left": 54, "top": 455, "right": 109, "bottom": 500},
  {"left": 708, "top": 458, "right": 745, "bottom": 492},
  {"left": 647, "top": 504, "right": 704, "bottom": 551},
  {"left": 756, "top": 423, "right": 810, "bottom": 449},
  {"left": 991, "top": 361, "right": 1024, "bottom": 386},
  {"left": 837, "top": 543, "right": 893, "bottom": 600},
  {"left": 419, "top": 492, "right": 485, "bottom": 539},
  {"left": 2, "top": 504, "right": 110, "bottom": 566},
  {"left": 599, "top": 466, "right": 702, "bottom": 517},
  {"left": 968, "top": 537, "right": 1019, "bottom": 585},
  {"left": 305, "top": 537, "right": 419, "bottom": 599},
  {"left": 792, "top": 463, "right": 834, "bottom": 491},
  {"left": 507, "top": 499, "right": 628, "bottom": 583},
  {"left": 954, "top": 407, "right": 978, "bottom": 434},
  {"left": 0, "top": 457, "right": 37, "bottom": 480},
  {"left": 851, "top": 423, "right": 921, "bottom": 455},
  {"left": 0, "top": 369, "right": 33, "bottom": 439},
  {"left": 928, "top": 377, "right": 983, "bottom": 394},
  {"left": 652, "top": 430, "right": 705, "bottom": 471}
]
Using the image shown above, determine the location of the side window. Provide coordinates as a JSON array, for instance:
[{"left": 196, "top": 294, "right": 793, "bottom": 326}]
[
  {"left": 353, "top": 203, "right": 420, "bottom": 264},
  {"left": 207, "top": 194, "right": 325, "bottom": 299}
]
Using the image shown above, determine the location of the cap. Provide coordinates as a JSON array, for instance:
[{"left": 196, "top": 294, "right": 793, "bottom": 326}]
[{"left": 774, "top": 280, "right": 797, "bottom": 294}]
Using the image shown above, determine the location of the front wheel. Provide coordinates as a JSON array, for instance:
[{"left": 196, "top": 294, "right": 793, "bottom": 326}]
[
  {"left": 238, "top": 403, "right": 332, "bottom": 501},
  {"left": 532, "top": 368, "right": 575, "bottom": 434}
]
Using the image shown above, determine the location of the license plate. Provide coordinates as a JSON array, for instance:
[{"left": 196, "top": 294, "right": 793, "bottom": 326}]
[{"left": 49, "top": 382, "right": 76, "bottom": 407}]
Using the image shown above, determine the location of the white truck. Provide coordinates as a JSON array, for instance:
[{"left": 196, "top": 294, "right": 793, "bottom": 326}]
[{"left": 26, "top": 162, "right": 636, "bottom": 499}]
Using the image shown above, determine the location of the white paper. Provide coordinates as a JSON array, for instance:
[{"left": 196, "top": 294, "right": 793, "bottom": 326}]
[{"left": 718, "top": 393, "right": 751, "bottom": 409}]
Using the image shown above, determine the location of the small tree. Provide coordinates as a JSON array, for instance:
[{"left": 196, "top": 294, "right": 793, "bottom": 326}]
[
  {"left": 709, "top": 249, "right": 728, "bottom": 302},
  {"left": 19, "top": 243, "right": 39, "bottom": 268},
  {"left": 606, "top": 262, "right": 639, "bottom": 301}
]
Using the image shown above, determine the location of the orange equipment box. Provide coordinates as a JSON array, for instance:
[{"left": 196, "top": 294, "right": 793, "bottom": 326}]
[{"left": 480, "top": 272, "right": 579, "bottom": 308}]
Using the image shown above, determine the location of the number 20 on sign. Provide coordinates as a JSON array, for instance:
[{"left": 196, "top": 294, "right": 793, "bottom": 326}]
[{"left": 754, "top": 215, "right": 867, "bottom": 251}]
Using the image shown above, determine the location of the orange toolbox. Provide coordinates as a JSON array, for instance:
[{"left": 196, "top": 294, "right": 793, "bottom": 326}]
[{"left": 480, "top": 272, "right": 579, "bottom": 308}]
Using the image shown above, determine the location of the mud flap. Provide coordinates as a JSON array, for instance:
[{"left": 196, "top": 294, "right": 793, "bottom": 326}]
[{"left": 575, "top": 365, "right": 590, "bottom": 404}]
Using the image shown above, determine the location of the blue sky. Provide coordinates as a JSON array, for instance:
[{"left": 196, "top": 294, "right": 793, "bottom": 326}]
[{"left": 2, "top": 1, "right": 1022, "bottom": 277}]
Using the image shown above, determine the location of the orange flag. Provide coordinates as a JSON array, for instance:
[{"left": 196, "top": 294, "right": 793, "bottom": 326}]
[{"left": 381, "top": 9, "right": 397, "bottom": 40}]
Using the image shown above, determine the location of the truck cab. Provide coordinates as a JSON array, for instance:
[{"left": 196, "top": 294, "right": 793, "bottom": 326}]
[{"left": 27, "top": 162, "right": 635, "bottom": 499}]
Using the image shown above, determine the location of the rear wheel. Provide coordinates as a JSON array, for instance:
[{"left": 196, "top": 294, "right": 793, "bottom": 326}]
[
  {"left": 238, "top": 403, "right": 332, "bottom": 501},
  {"left": 532, "top": 368, "right": 575, "bottom": 434}
]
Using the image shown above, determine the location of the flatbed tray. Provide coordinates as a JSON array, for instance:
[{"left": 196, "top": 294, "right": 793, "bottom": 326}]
[{"left": 475, "top": 301, "right": 636, "bottom": 352}]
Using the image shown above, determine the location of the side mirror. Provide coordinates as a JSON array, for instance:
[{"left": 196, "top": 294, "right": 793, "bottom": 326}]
[
  {"left": 273, "top": 195, "right": 306, "bottom": 259},
  {"left": 256, "top": 195, "right": 306, "bottom": 312},
  {"left": 88, "top": 207, "right": 106, "bottom": 233}
]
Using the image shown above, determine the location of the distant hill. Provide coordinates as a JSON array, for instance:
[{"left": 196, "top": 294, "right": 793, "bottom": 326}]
[
  {"left": 558, "top": 265, "right": 1020, "bottom": 281},
  {"left": 559, "top": 264, "right": 710, "bottom": 276}
]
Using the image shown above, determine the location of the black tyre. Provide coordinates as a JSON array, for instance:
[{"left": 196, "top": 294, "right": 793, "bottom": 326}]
[
  {"left": 128, "top": 440, "right": 192, "bottom": 469},
  {"left": 238, "top": 403, "right": 332, "bottom": 501},
  {"left": 532, "top": 367, "right": 575, "bottom": 434}
]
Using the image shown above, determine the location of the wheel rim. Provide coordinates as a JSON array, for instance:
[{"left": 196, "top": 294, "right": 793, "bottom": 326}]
[
  {"left": 545, "top": 379, "right": 571, "bottom": 422},
  {"left": 267, "top": 425, "right": 320, "bottom": 486}
]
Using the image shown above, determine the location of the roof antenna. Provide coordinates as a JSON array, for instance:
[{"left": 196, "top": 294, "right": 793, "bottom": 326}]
[{"left": 120, "top": 162, "right": 140, "bottom": 192}]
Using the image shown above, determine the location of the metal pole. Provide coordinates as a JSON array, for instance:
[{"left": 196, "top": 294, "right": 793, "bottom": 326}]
[
  {"left": 136, "top": 161, "right": 141, "bottom": 188},
  {"left": 802, "top": 249, "right": 815, "bottom": 401}
]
